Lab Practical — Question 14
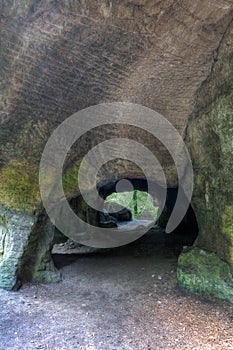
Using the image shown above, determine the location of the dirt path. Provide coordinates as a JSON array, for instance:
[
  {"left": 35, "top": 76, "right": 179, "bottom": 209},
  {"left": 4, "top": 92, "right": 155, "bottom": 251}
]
[{"left": 0, "top": 233, "right": 233, "bottom": 350}]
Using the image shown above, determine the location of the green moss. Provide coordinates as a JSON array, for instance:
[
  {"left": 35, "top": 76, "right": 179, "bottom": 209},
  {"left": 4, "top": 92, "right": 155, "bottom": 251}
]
[
  {"left": 62, "top": 161, "right": 81, "bottom": 197},
  {"left": 220, "top": 205, "right": 233, "bottom": 268},
  {"left": 210, "top": 96, "right": 233, "bottom": 193},
  {"left": 31, "top": 235, "right": 61, "bottom": 284},
  {"left": 177, "top": 247, "right": 233, "bottom": 303},
  {"left": 16, "top": 212, "right": 58, "bottom": 285},
  {"left": 0, "top": 258, "right": 18, "bottom": 290},
  {"left": 35, "top": 249, "right": 51, "bottom": 272},
  {"left": 221, "top": 205, "right": 233, "bottom": 240},
  {"left": 0, "top": 160, "right": 40, "bottom": 212},
  {"left": 210, "top": 95, "right": 233, "bottom": 154},
  {"left": 0, "top": 208, "right": 36, "bottom": 289},
  {"left": 33, "top": 270, "right": 61, "bottom": 284}
]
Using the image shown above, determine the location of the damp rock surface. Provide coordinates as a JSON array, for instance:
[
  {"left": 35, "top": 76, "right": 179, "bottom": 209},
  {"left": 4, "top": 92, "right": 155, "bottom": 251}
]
[
  {"left": 0, "top": 207, "right": 36, "bottom": 290},
  {"left": 177, "top": 247, "right": 233, "bottom": 303}
]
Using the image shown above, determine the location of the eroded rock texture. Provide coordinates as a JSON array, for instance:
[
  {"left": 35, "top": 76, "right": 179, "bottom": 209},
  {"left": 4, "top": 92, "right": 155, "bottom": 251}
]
[
  {"left": 178, "top": 19, "right": 233, "bottom": 302},
  {"left": 1, "top": 0, "right": 232, "bottom": 187},
  {"left": 0, "top": 0, "right": 232, "bottom": 299}
]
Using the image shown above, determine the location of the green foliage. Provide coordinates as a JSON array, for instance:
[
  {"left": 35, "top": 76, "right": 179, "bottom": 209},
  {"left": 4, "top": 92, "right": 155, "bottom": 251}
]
[{"left": 106, "top": 190, "right": 158, "bottom": 220}]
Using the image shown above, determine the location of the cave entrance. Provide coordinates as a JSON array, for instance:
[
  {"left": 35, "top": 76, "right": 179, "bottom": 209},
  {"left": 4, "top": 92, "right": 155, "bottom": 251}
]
[
  {"left": 52, "top": 179, "right": 198, "bottom": 269},
  {"left": 105, "top": 190, "right": 158, "bottom": 221}
]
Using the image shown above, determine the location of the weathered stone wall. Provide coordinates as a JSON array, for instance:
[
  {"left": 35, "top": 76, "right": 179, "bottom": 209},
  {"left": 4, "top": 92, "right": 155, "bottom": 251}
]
[
  {"left": 0, "top": 206, "right": 36, "bottom": 289},
  {"left": 1, "top": 0, "right": 232, "bottom": 184},
  {"left": 178, "top": 20, "right": 233, "bottom": 302}
]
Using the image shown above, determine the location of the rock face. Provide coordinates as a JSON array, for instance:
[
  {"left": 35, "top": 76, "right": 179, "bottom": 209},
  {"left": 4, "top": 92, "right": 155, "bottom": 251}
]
[
  {"left": 1, "top": 0, "right": 232, "bottom": 184},
  {"left": 178, "top": 19, "right": 233, "bottom": 302},
  {"left": 0, "top": 0, "right": 232, "bottom": 300},
  {"left": 177, "top": 248, "right": 233, "bottom": 303},
  {"left": 0, "top": 207, "right": 36, "bottom": 289},
  {"left": 0, "top": 207, "right": 61, "bottom": 289}
]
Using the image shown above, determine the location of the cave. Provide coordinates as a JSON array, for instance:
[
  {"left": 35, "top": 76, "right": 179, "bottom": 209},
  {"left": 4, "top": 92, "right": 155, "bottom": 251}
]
[
  {"left": 0, "top": 0, "right": 233, "bottom": 304},
  {"left": 51, "top": 182, "right": 199, "bottom": 275}
]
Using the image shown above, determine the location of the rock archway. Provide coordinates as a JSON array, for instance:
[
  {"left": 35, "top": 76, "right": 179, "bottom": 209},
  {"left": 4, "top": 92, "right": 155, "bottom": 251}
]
[{"left": 0, "top": 0, "right": 232, "bottom": 302}]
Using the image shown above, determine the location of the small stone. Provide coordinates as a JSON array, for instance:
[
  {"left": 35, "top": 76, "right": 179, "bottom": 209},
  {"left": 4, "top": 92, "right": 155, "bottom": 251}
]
[
  {"left": 158, "top": 275, "right": 162, "bottom": 280},
  {"left": 151, "top": 274, "right": 155, "bottom": 278}
]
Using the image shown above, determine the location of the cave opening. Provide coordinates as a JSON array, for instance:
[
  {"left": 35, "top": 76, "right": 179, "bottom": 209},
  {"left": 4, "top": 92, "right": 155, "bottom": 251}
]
[
  {"left": 105, "top": 189, "right": 158, "bottom": 221},
  {"left": 52, "top": 178, "right": 198, "bottom": 270}
]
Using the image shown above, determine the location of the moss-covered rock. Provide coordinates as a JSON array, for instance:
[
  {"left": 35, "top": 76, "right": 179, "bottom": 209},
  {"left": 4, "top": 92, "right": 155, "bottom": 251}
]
[
  {"left": 0, "top": 205, "right": 61, "bottom": 289},
  {"left": 62, "top": 161, "right": 81, "bottom": 198},
  {"left": 183, "top": 21, "right": 233, "bottom": 303},
  {"left": 17, "top": 211, "right": 61, "bottom": 285},
  {"left": 32, "top": 270, "right": 61, "bottom": 284},
  {"left": 0, "top": 206, "right": 36, "bottom": 290},
  {"left": 221, "top": 206, "right": 233, "bottom": 243},
  {"left": 0, "top": 160, "right": 40, "bottom": 212},
  {"left": 177, "top": 247, "right": 233, "bottom": 303}
]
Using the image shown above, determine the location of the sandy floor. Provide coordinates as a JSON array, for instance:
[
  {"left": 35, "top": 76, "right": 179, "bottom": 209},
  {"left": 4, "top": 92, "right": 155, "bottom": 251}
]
[{"left": 0, "top": 232, "right": 233, "bottom": 350}]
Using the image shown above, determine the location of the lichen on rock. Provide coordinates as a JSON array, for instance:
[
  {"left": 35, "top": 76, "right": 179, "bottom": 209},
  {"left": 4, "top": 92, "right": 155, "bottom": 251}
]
[
  {"left": 177, "top": 247, "right": 233, "bottom": 303},
  {"left": 62, "top": 161, "right": 81, "bottom": 198},
  {"left": 183, "top": 20, "right": 233, "bottom": 298},
  {"left": 0, "top": 160, "right": 40, "bottom": 212},
  {"left": 0, "top": 206, "right": 36, "bottom": 290}
]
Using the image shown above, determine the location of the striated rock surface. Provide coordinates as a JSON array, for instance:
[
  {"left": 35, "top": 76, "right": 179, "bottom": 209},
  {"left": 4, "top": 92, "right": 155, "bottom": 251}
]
[
  {"left": 1, "top": 0, "right": 232, "bottom": 187},
  {"left": 0, "top": 0, "right": 232, "bottom": 300}
]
